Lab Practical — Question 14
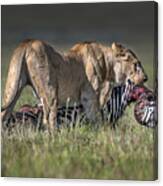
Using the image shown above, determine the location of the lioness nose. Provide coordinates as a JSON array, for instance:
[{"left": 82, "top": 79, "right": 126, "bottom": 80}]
[{"left": 144, "top": 75, "right": 148, "bottom": 82}]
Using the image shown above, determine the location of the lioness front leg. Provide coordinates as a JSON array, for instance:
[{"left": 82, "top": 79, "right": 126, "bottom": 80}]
[{"left": 81, "top": 84, "right": 102, "bottom": 124}]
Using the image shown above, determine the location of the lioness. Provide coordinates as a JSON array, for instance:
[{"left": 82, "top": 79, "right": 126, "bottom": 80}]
[
  {"left": 67, "top": 42, "right": 147, "bottom": 107},
  {"left": 1, "top": 39, "right": 147, "bottom": 129},
  {"left": 1, "top": 39, "right": 100, "bottom": 129}
]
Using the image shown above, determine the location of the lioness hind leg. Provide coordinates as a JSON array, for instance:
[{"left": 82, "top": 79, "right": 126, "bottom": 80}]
[
  {"left": 26, "top": 47, "right": 58, "bottom": 130},
  {"left": 48, "top": 98, "right": 58, "bottom": 129},
  {"left": 28, "top": 71, "right": 58, "bottom": 130},
  {"left": 30, "top": 87, "right": 58, "bottom": 130},
  {"left": 36, "top": 91, "right": 58, "bottom": 130}
]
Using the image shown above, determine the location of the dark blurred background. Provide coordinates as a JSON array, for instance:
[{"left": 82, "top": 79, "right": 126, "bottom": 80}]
[{"left": 1, "top": 2, "right": 156, "bottom": 89}]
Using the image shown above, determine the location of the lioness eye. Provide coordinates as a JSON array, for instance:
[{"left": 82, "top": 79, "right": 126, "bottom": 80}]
[
  {"left": 137, "top": 67, "right": 142, "bottom": 74},
  {"left": 134, "top": 63, "right": 138, "bottom": 71},
  {"left": 134, "top": 63, "right": 142, "bottom": 74}
]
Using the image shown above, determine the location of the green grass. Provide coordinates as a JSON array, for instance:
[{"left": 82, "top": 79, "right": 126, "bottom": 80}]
[
  {"left": 1, "top": 44, "right": 157, "bottom": 180},
  {"left": 1, "top": 106, "right": 157, "bottom": 180}
]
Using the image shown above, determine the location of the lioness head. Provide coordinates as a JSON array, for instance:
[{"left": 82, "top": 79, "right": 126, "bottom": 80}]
[{"left": 111, "top": 42, "right": 148, "bottom": 85}]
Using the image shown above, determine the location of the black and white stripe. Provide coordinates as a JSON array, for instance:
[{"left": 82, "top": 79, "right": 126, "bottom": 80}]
[
  {"left": 102, "top": 82, "right": 134, "bottom": 127},
  {"left": 56, "top": 104, "right": 85, "bottom": 127}
]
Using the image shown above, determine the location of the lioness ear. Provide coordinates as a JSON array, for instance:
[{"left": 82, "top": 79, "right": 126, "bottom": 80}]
[
  {"left": 112, "top": 42, "right": 124, "bottom": 54},
  {"left": 111, "top": 42, "right": 117, "bottom": 51},
  {"left": 112, "top": 42, "right": 121, "bottom": 53}
]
